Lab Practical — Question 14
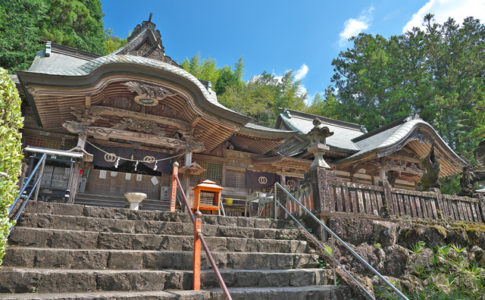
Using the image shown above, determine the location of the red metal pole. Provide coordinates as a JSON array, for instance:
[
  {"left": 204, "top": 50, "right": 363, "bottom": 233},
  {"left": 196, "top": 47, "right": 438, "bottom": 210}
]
[
  {"left": 170, "top": 162, "right": 179, "bottom": 212},
  {"left": 193, "top": 211, "right": 202, "bottom": 290}
]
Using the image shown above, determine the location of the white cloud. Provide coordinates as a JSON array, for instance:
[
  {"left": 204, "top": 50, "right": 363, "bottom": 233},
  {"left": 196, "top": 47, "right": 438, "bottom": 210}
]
[
  {"left": 403, "top": 0, "right": 485, "bottom": 33},
  {"left": 294, "top": 64, "right": 309, "bottom": 81},
  {"left": 297, "top": 85, "right": 307, "bottom": 98},
  {"left": 339, "top": 6, "right": 375, "bottom": 47}
]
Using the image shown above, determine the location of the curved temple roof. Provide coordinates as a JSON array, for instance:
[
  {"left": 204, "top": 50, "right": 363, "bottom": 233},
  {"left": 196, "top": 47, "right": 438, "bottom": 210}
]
[
  {"left": 277, "top": 109, "right": 366, "bottom": 152},
  {"left": 18, "top": 36, "right": 294, "bottom": 154},
  {"left": 278, "top": 110, "right": 467, "bottom": 177}
]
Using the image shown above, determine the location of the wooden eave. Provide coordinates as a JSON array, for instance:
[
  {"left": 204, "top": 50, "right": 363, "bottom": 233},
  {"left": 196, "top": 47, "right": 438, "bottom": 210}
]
[
  {"left": 19, "top": 68, "right": 293, "bottom": 154},
  {"left": 230, "top": 133, "right": 285, "bottom": 155},
  {"left": 17, "top": 61, "right": 251, "bottom": 128},
  {"left": 252, "top": 155, "right": 311, "bottom": 172},
  {"left": 336, "top": 125, "right": 466, "bottom": 177}
]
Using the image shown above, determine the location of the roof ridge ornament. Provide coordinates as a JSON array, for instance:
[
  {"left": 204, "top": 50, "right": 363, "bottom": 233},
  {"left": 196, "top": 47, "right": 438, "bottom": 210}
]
[
  {"left": 114, "top": 15, "right": 179, "bottom": 66},
  {"left": 405, "top": 113, "right": 421, "bottom": 122},
  {"left": 281, "top": 108, "right": 292, "bottom": 118},
  {"left": 45, "top": 41, "right": 52, "bottom": 57},
  {"left": 420, "top": 144, "right": 441, "bottom": 191}
]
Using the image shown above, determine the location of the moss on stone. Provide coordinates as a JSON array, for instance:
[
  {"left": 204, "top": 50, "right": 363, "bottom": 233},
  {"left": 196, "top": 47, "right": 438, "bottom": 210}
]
[{"left": 431, "top": 225, "right": 447, "bottom": 238}]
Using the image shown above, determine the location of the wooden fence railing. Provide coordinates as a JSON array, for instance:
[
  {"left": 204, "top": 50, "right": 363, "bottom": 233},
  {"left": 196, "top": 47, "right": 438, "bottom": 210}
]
[
  {"left": 441, "top": 194, "right": 483, "bottom": 222},
  {"left": 260, "top": 178, "right": 485, "bottom": 223},
  {"left": 326, "top": 181, "right": 385, "bottom": 217}
]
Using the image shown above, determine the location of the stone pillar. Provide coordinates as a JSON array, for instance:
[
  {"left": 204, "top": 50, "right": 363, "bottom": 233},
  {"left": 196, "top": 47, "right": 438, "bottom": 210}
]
[
  {"left": 308, "top": 143, "right": 331, "bottom": 170},
  {"left": 303, "top": 118, "right": 336, "bottom": 241},
  {"left": 306, "top": 166, "right": 337, "bottom": 214},
  {"left": 304, "top": 117, "right": 334, "bottom": 214}
]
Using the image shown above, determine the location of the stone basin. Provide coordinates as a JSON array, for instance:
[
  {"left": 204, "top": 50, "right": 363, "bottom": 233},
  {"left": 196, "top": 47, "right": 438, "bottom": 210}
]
[{"left": 124, "top": 192, "right": 147, "bottom": 210}]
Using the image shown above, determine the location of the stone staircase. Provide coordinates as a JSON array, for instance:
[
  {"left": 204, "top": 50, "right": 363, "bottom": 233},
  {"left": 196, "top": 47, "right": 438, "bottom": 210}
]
[
  {"left": 0, "top": 201, "right": 350, "bottom": 299},
  {"left": 75, "top": 193, "right": 170, "bottom": 211}
]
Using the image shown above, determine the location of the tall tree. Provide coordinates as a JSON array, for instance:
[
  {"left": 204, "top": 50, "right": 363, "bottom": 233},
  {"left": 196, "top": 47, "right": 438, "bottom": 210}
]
[
  {"left": 0, "top": 0, "right": 122, "bottom": 72},
  {"left": 103, "top": 28, "right": 128, "bottom": 54},
  {"left": 181, "top": 54, "right": 244, "bottom": 94},
  {"left": 329, "top": 15, "right": 484, "bottom": 162},
  {"left": 0, "top": 0, "right": 48, "bottom": 71},
  {"left": 218, "top": 71, "right": 306, "bottom": 126},
  {"left": 328, "top": 15, "right": 484, "bottom": 192},
  {"left": 39, "top": 0, "right": 105, "bottom": 54}
]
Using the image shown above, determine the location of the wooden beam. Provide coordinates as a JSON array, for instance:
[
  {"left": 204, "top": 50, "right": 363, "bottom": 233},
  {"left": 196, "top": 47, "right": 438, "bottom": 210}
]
[
  {"left": 381, "top": 158, "right": 424, "bottom": 176},
  {"left": 89, "top": 106, "right": 191, "bottom": 135},
  {"left": 388, "top": 154, "right": 421, "bottom": 164},
  {"left": 90, "top": 138, "right": 176, "bottom": 154},
  {"left": 192, "top": 116, "right": 202, "bottom": 127},
  {"left": 64, "top": 121, "right": 204, "bottom": 152},
  {"left": 85, "top": 95, "right": 91, "bottom": 110}
]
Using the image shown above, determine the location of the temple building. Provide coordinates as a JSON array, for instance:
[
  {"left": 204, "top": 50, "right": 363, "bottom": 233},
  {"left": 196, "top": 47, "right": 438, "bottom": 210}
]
[{"left": 13, "top": 18, "right": 468, "bottom": 213}]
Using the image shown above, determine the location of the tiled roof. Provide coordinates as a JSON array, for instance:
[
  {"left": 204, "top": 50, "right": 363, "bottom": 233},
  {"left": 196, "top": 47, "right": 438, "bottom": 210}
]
[
  {"left": 278, "top": 110, "right": 466, "bottom": 168},
  {"left": 348, "top": 118, "right": 425, "bottom": 159},
  {"left": 26, "top": 51, "right": 231, "bottom": 111},
  {"left": 279, "top": 110, "right": 364, "bottom": 152},
  {"left": 340, "top": 115, "right": 467, "bottom": 167}
]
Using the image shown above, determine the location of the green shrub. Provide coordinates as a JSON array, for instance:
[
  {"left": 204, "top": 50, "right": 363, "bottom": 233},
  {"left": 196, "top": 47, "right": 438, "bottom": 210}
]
[{"left": 0, "top": 68, "right": 24, "bottom": 266}]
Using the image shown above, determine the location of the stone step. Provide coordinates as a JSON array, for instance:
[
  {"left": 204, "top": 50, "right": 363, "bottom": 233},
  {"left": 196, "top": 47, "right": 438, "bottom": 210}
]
[
  {"left": 17, "top": 214, "right": 300, "bottom": 240},
  {"left": 0, "top": 267, "right": 333, "bottom": 293},
  {"left": 24, "top": 202, "right": 291, "bottom": 229},
  {"left": 3, "top": 247, "right": 319, "bottom": 270},
  {"left": 0, "top": 285, "right": 350, "bottom": 300},
  {"left": 9, "top": 227, "right": 309, "bottom": 253},
  {"left": 74, "top": 194, "right": 128, "bottom": 209},
  {"left": 75, "top": 193, "right": 170, "bottom": 211}
]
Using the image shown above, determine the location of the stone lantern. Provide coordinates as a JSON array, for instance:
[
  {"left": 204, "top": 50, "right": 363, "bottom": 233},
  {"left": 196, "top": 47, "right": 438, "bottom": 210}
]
[{"left": 306, "top": 118, "right": 334, "bottom": 170}]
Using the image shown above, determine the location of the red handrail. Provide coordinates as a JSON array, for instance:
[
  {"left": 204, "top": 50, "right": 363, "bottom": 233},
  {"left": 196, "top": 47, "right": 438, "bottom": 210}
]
[{"left": 171, "top": 163, "right": 232, "bottom": 300}]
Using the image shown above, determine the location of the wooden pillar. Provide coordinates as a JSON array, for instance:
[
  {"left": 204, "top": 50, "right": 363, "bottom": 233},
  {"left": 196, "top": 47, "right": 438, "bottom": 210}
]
[
  {"left": 281, "top": 169, "right": 286, "bottom": 187},
  {"left": 480, "top": 198, "right": 485, "bottom": 222},
  {"left": 68, "top": 134, "right": 86, "bottom": 203},
  {"left": 76, "top": 133, "right": 87, "bottom": 149},
  {"left": 170, "top": 162, "right": 179, "bottom": 212},
  {"left": 184, "top": 152, "right": 192, "bottom": 207},
  {"left": 185, "top": 152, "right": 192, "bottom": 167},
  {"left": 379, "top": 164, "right": 394, "bottom": 218},
  {"left": 434, "top": 187, "right": 447, "bottom": 220},
  {"left": 68, "top": 162, "right": 81, "bottom": 203}
]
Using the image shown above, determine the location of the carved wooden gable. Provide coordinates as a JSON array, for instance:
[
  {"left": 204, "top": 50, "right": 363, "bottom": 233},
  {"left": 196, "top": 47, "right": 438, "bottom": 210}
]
[{"left": 114, "top": 15, "right": 178, "bottom": 66}]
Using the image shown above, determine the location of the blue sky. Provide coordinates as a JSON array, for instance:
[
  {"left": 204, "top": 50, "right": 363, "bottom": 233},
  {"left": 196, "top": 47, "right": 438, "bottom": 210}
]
[{"left": 102, "top": 0, "right": 484, "bottom": 100}]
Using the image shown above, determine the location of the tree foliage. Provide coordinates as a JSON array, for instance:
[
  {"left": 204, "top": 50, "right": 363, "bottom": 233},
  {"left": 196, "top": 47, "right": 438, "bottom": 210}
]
[
  {"left": 104, "top": 28, "right": 128, "bottom": 54},
  {"left": 0, "top": 0, "right": 125, "bottom": 72},
  {"left": 323, "top": 15, "right": 484, "bottom": 166},
  {"left": 0, "top": 0, "right": 48, "bottom": 72},
  {"left": 39, "top": 0, "right": 105, "bottom": 54},
  {"left": 181, "top": 54, "right": 306, "bottom": 126},
  {"left": 0, "top": 68, "right": 23, "bottom": 266}
]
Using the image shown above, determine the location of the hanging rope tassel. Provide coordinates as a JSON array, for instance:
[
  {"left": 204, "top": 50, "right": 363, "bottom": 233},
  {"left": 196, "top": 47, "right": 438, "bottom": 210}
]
[
  {"left": 153, "top": 162, "right": 157, "bottom": 171},
  {"left": 115, "top": 157, "right": 120, "bottom": 169},
  {"left": 134, "top": 161, "right": 139, "bottom": 171}
]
